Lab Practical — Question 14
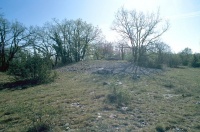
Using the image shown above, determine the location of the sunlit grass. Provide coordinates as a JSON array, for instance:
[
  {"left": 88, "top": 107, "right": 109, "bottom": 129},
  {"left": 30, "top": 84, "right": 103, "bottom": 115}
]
[{"left": 0, "top": 67, "right": 200, "bottom": 131}]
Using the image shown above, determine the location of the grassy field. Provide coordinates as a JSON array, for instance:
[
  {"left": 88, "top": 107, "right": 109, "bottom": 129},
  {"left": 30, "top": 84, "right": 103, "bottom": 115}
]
[{"left": 0, "top": 66, "right": 200, "bottom": 131}]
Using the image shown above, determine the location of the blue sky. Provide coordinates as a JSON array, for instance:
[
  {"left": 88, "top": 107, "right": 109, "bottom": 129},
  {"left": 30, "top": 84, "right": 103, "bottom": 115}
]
[{"left": 1, "top": 0, "right": 200, "bottom": 53}]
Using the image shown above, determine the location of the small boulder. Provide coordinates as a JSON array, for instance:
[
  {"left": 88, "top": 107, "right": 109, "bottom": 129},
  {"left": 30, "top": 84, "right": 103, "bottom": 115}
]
[
  {"left": 97, "top": 69, "right": 112, "bottom": 74},
  {"left": 118, "top": 81, "right": 122, "bottom": 85},
  {"left": 121, "top": 107, "right": 128, "bottom": 111},
  {"left": 109, "top": 113, "right": 117, "bottom": 119},
  {"left": 97, "top": 113, "right": 102, "bottom": 119}
]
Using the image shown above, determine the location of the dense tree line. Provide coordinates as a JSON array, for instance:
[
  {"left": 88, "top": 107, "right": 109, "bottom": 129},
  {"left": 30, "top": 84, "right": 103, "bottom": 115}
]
[
  {"left": 46, "top": 19, "right": 102, "bottom": 65},
  {"left": 0, "top": 13, "right": 103, "bottom": 82},
  {"left": 0, "top": 15, "right": 102, "bottom": 70},
  {"left": 0, "top": 8, "right": 199, "bottom": 82},
  {"left": 28, "top": 19, "right": 102, "bottom": 67}
]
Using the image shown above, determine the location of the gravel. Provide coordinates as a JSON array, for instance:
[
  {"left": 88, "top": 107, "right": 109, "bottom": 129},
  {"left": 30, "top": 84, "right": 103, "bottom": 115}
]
[{"left": 56, "top": 60, "right": 162, "bottom": 76}]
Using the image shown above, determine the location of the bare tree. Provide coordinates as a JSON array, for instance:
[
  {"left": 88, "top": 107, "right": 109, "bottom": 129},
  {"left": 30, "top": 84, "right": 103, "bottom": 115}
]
[
  {"left": 91, "top": 40, "right": 114, "bottom": 60},
  {"left": 112, "top": 7, "right": 169, "bottom": 66},
  {"left": 0, "top": 16, "right": 32, "bottom": 71},
  {"left": 32, "top": 25, "right": 55, "bottom": 59},
  {"left": 0, "top": 16, "right": 9, "bottom": 71},
  {"left": 117, "top": 41, "right": 131, "bottom": 60}
]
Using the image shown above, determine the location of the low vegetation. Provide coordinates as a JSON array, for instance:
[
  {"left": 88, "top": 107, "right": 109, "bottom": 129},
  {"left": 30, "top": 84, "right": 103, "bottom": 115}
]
[
  {"left": 0, "top": 66, "right": 200, "bottom": 131},
  {"left": 106, "top": 84, "right": 131, "bottom": 106},
  {"left": 1, "top": 6, "right": 200, "bottom": 132}
]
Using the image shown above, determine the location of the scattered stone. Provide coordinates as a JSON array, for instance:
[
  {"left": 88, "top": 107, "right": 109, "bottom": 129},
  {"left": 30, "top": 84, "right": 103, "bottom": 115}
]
[
  {"left": 163, "top": 94, "right": 179, "bottom": 99},
  {"left": 57, "top": 60, "right": 163, "bottom": 77},
  {"left": 64, "top": 123, "right": 70, "bottom": 130},
  {"left": 64, "top": 123, "right": 69, "bottom": 126},
  {"left": 109, "top": 113, "right": 117, "bottom": 119},
  {"left": 71, "top": 102, "right": 82, "bottom": 107},
  {"left": 121, "top": 107, "right": 128, "bottom": 111},
  {"left": 89, "top": 91, "right": 95, "bottom": 95},
  {"left": 140, "top": 121, "right": 146, "bottom": 127},
  {"left": 115, "top": 80, "right": 122, "bottom": 85},
  {"left": 97, "top": 113, "right": 102, "bottom": 119},
  {"left": 196, "top": 101, "right": 200, "bottom": 104},
  {"left": 98, "top": 68, "right": 104, "bottom": 71},
  {"left": 175, "top": 127, "right": 180, "bottom": 131},
  {"left": 140, "top": 121, "right": 147, "bottom": 126},
  {"left": 132, "top": 74, "right": 140, "bottom": 79},
  {"left": 99, "top": 69, "right": 112, "bottom": 74},
  {"left": 118, "top": 81, "right": 122, "bottom": 85}
]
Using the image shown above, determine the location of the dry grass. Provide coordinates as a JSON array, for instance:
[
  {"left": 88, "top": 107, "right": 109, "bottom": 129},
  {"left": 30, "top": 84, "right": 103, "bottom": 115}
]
[{"left": 0, "top": 66, "right": 200, "bottom": 131}]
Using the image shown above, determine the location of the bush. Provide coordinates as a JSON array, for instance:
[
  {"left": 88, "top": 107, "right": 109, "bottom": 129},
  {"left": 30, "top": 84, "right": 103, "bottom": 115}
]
[
  {"left": 8, "top": 52, "right": 56, "bottom": 84},
  {"left": 145, "top": 58, "right": 162, "bottom": 69},
  {"left": 24, "top": 103, "right": 54, "bottom": 132},
  {"left": 167, "top": 54, "right": 181, "bottom": 68},
  {"left": 138, "top": 54, "right": 163, "bottom": 69},
  {"left": 179, "top": 48, "right": 192, "bottom": 66},
  {"left": 191, "top": 54, "right": 200, "bottom": 68},
  {"left": 107, "top": 85, "right": 131, "bottom": 106}
]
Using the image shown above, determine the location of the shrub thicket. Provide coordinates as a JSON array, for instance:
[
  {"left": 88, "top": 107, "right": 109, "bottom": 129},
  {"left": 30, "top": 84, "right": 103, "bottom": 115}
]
[
  {"left": 191, "top": 54, "right": 200, "bottom": 68},
  {"left": 179, "top": 47, "right": 192, "bottom": 66},
  {"left": 107, "top": 84, "right": 131, "bottom": 106},
  {"left": 8, "top": 52, "right": 56, "bottom": 84},
  {"left": 167, "top": 54, "right": 181, "bottom": 68},
  {"left": 140, "top": 55, "right": 163, "bottom": 69}
]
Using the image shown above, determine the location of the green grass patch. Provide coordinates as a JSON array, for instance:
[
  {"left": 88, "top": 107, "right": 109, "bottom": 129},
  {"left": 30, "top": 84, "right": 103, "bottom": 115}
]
[{"left": 0, "top": 67, "right": 200, "bottom": 131}]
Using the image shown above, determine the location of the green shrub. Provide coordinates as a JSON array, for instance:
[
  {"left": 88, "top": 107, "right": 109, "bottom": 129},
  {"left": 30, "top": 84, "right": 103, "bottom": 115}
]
[
  {"left": 137, "top": 54, "right": 163, "bottom": 69},
  {"left": 144, "top": 58, "right": 163, "bottom": 69},
  {"left": 179, "top": 48, "right": 192, "bottom": 66},
  {"left": 8, "top": 52, "right": 56, "bottom": 84},
  {"left": 167, "top": 54, "right": 181, "bottom": 68},
  {"left": 191, "top": 54, "right": 200, "bottom": 67},
  {"left": 107, "top": 85, "right": 131, "bottom": 106}
]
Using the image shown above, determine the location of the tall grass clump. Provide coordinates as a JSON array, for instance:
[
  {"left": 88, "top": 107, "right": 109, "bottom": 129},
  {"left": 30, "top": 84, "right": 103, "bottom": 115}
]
[{"left": 107, "top": 84, "right": 131, "bottom": 106}]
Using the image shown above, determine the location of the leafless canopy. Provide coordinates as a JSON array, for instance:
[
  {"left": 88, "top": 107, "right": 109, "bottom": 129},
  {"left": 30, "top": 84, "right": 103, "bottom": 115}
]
[{"left": 111, "top": 7, "right": 169, "bottom": 63}]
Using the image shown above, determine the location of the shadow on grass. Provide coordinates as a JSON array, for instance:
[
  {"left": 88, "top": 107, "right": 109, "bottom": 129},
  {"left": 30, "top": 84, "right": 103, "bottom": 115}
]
[{"left": 0, "top": 79, "right": 40, "bottom": 91}]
